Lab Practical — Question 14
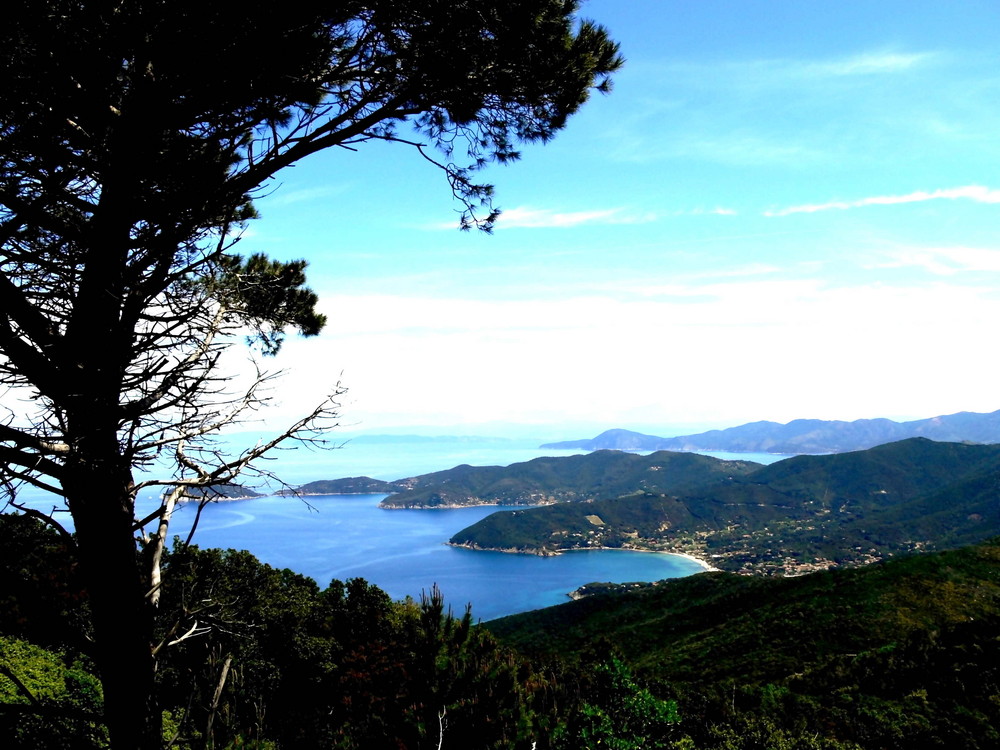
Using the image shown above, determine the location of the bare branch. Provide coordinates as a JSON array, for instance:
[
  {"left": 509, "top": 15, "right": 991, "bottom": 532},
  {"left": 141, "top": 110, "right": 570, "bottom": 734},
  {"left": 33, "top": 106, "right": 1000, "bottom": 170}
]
[
  {"left": 166, "top": 620, "right": 212, "bottom": 648},
  {"left": 2, "top": 499, "right": 73, "bottom": 539},
  {"left": 144, "top": 485, "right": 186, "bottom": 608}
]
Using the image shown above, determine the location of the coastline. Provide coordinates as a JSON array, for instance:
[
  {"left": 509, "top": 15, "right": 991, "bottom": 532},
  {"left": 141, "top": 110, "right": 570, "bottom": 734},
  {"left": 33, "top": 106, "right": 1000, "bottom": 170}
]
[
  {"left": 566, "top": 545, "right": 719, "bottom": 573},
  {"left": 449, "top": 540, "right": 718, "bottom": 571},
  {"left": 664, "top": 550, "right": 719, "bottom": 573}
]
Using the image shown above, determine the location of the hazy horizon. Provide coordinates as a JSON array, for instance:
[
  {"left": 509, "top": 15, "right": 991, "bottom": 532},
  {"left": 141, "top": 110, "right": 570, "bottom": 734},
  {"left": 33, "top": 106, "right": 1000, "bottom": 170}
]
[{"left": 226, "top": 404, "right": 997, "bottom": 445}]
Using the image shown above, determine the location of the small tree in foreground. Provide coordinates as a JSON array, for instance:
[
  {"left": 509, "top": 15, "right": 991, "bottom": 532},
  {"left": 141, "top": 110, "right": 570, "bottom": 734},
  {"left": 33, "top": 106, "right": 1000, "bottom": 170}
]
[{"left": 0, "top": 1, "right": 621, "bottom": 746}]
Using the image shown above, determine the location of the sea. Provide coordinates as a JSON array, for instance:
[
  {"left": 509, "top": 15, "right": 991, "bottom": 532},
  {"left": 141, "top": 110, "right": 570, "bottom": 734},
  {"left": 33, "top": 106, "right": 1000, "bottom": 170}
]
[{"left": 14, "top": 435, "right": 788, "bottom": 621}]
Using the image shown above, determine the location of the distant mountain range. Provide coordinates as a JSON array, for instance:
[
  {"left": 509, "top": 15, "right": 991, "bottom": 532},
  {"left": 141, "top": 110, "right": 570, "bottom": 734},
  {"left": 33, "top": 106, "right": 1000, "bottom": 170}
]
[{"left": 539, "top": 409, "right": 1000, "bottom": 454}]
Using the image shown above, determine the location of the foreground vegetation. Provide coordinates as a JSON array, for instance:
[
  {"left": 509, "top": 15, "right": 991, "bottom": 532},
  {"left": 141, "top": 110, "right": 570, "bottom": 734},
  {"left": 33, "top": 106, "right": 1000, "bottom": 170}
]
[
  {"left": 0, "top": 513, "right": 557, "bottom": 748},
  {"left": 2, "top": 510, "right": 1000, "bottom": 747},
  {"left": 489, "top": 538, "right": 1000, "bottom": 749}
]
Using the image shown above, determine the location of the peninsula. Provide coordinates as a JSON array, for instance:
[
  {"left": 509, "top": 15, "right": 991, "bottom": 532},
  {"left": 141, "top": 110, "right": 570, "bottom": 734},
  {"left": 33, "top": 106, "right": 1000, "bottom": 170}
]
[{"left": 450, "top": 438, "right": 1000, "bottom": 575}]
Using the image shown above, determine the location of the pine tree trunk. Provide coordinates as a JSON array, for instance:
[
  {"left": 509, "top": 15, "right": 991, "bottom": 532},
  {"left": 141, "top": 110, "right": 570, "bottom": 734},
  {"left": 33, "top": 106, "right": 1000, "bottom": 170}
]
[
  {"left": 59, "top": 134, "right": 163, "bottom": 748},
  {"left": 65, "top": 450, "right": 161, "bottom": 749}
]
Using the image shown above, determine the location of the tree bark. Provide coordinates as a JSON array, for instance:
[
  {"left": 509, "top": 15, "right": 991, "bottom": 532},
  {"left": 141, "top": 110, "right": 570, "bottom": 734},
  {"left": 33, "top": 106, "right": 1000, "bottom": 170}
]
[{"left": 66, "top": 464, "right": 161, "bottom": 749}]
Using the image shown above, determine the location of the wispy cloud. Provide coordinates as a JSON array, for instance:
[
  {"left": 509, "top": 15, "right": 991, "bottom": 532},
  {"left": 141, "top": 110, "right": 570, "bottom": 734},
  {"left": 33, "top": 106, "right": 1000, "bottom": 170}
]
[
  {"left": 874, "top": 245, "right": 1000, "bottom": 276},
  {"left": 662, "top": 206, "right": 738, "bottom": 217},
  {"left": 495, "top": 206, "right": 658, "bottom": 229},
  {"left": 269, "top": 185, "right": 349, "bottom": 206},
  {"left": 424, "top": 206, "right": 665, "bottom": 231},
  {"left": 810, "top": 51, "right": 932, "bottom": 77},
  {"left": 765, "top": 185, "right": 1000, "bottom": 217},
  {"left": 643, "top": 49, "right": 935, "bottom": 89},
  {"left": 487, "top": 205, "right": 738, "bottom": 228}
]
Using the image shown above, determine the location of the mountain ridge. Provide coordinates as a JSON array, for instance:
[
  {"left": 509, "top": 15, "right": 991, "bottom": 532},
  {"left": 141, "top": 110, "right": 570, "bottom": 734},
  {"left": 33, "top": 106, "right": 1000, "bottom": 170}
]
[
  {"left": 540, "top": 408, "right": 1000, "bottom": 454},
  {"left": 449, "top": 438, "right": 1000, "bottom": 574},
  {"left": 377, "top": 450, "right": 762, "bottom": 508}
]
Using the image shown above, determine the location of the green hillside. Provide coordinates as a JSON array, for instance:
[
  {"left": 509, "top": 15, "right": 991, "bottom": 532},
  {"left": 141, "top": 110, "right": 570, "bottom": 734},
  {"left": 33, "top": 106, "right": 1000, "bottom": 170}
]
[
  {"left": 379, "top": 450, "right": 760, "bottom": 507},
  {"left": 288, "top": 476, "right": 408, "bottom": 495},
  {"left": 488, "top": 539, "right": 1000, "bottom": 748},
  {"left": 742, "top": 438, "right": 1000, "bottom": 508},
  {"left": 451, "top": 439, "right": 1000, "bottom": 573}
]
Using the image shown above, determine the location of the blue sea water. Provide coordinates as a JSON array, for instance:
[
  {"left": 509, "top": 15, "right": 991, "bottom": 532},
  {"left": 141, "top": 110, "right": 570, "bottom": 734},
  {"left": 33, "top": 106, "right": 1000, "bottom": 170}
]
[
  {"left": 17, "top": 437, "right": 790, "bottom": 621},
  {"left": 158, "top": 493, "right": 709, "bottom": 621}
]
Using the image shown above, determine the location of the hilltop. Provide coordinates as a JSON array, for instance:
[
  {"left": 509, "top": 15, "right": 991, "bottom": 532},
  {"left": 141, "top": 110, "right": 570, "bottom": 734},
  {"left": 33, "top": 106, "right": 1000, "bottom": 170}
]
[
  {"left": 540, "top": 408, "right": 1000, "bottom": 454},
  {"left": 184, "top": 483, "right": 265, "bottom": 501},
  {"left": 376, "top": 450, "right": 761, "bottom": 508},
  {"left": 450, "top": 438, "right": 1000, "bottom": 574}
]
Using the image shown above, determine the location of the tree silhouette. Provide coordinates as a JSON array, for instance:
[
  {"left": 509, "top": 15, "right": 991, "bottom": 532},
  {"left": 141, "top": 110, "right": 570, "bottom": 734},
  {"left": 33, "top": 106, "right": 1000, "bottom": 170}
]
[{"left": 0, "top": 0, "right": 621, "bottom": 745}]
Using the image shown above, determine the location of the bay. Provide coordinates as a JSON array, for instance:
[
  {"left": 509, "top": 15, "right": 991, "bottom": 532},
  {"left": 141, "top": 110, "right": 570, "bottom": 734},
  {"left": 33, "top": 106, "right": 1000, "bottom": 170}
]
[
  {"left": 148, "top": 440, "right": 788, "bottom": 621},
  {"left": 17, "top": 436, "right": 790, "bottom": 621},
  {"left": 160, "top": 492, "right": 712, "bottom": 621}
]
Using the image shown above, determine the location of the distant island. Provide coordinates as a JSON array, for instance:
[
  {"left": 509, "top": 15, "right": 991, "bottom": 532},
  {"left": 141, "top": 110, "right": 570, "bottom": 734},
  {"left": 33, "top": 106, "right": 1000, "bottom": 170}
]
[
  {"left": 279, "top": 476, "right": 411, "bottom": 496},
  {"left": 183, "top": 483, "right": 265, "bottom": 501},
  {"left": 540, "top": 408, "right": 1000, "bottom": 454}
]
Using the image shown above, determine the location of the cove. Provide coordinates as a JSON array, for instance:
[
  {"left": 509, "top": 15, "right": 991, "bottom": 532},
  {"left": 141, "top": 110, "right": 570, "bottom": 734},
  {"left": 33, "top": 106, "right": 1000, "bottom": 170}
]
[{"left": 160, "top": 492, "right": 708, "bottom": 621}]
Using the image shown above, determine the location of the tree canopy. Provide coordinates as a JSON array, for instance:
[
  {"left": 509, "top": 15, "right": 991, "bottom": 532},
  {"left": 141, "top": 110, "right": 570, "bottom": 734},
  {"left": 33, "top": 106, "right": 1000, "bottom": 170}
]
[{"left": 0, "top": 0, "right": 622, "bottom": 746}]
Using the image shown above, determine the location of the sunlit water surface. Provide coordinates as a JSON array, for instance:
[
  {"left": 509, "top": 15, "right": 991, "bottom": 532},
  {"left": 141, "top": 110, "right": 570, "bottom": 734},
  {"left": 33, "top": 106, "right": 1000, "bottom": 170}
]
[{"left": 20, "top": 439, "right": 788, "bottom": 620}]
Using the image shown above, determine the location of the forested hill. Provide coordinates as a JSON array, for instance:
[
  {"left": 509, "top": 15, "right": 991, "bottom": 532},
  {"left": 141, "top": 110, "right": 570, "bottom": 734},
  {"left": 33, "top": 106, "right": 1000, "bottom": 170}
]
[
  {"left": 187, "top": 483, "right": 265, "bottom": 500},
  {"left": 286, "top": 477, "right": 410, "bottom": 495},
  {"left": 485, "top": 539, "right": 1000, "bottom": 748},
  {"left": 540, "top": 407, "right": 1000, "bottom": 454},
  {"left": 376, "top": 450, "right": 762, "bottom": 508},
  {"left": 450, "top": 438, "right": 1000, "bottom": 574}
]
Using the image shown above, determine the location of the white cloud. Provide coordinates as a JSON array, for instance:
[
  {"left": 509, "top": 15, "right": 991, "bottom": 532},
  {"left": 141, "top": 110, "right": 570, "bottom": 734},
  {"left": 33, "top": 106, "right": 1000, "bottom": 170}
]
[
  {"left": 423, "top": 205, "right": 678, "bottom": 230},
  {"left": 425, "top": 203, "right": 739, "bottom": 231},
  {"left": 257, "top": 280, "right": 1000, "bottom": 431},
  {"left": 684, "top": 207, "right": 738, "bottom": 217},
  {"left": 494, "top": 206, "right": 659, "bottom": 229},
  {"left": 765, "top": 185, "right": 1000, "bottom": 217},
  {"left": 269, "top": 185, "right": 349, "bottom": 206},
  {"left": 873, "top": 245, "right": 1000, "bottom": 276},
  {"left": 423, "top": 206, "right": 660, "bottom": 230}
]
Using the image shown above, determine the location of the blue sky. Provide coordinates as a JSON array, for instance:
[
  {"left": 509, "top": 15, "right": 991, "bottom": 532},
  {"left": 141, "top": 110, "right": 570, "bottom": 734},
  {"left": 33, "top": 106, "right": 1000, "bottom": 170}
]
[{"left": 238, "top": 0, "right": 1000, "bottom": 437}]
